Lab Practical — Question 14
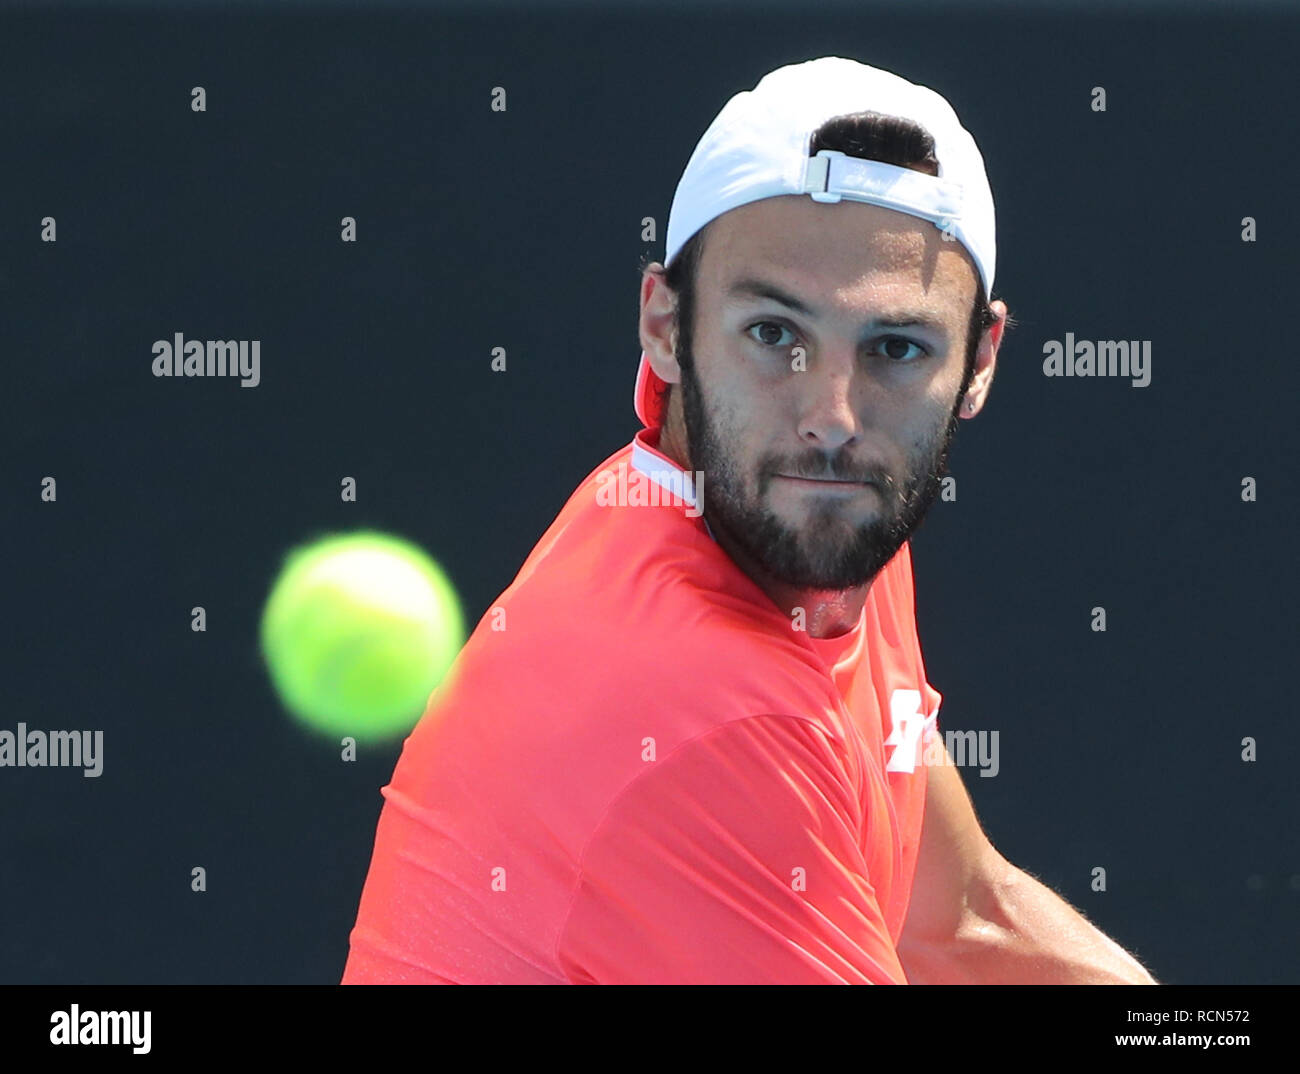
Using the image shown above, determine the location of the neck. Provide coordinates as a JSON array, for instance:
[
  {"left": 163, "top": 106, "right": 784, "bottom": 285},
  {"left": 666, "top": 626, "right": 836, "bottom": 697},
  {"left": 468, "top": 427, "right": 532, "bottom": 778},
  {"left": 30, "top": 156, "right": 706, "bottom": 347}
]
[
  {"left": 711, "top": 525, "right": 870, "bottom": 638},
  {"left": 653, "top": 418, "right": 871, "bottom": 639}
]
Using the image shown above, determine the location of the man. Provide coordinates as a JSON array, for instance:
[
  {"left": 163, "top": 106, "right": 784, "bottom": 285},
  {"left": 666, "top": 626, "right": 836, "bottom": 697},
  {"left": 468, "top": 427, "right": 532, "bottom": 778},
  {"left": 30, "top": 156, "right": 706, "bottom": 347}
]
[{"left": 342, "top": 57, "right": 1157, "bottom": 984}]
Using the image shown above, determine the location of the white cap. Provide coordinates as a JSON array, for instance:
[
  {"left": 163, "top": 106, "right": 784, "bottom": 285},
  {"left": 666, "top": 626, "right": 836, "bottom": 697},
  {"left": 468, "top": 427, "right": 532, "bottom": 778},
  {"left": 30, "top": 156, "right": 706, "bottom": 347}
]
[{"left": 635, "top": 56, "right": 996, "bottom": 428}]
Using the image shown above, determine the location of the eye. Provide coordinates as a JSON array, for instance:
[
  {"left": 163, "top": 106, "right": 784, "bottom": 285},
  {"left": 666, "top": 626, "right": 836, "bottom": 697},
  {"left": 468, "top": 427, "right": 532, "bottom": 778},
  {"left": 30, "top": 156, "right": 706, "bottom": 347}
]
[
  {"left": 744, "top": 323, "right": 931, "bottom": 363},
  {"left": 745, "top": 320, "right": 798, "bottom": 349},
  {"left": 874, "top": 336, "right": 929, "bottom": 363}
]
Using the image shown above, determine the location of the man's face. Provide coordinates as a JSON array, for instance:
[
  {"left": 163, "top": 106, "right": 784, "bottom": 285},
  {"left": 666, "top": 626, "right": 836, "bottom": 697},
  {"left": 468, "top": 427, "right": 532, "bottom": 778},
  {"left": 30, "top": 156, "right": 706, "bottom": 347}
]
[{"left": 674, "top": 195, "right": 980, "bottom": 591}]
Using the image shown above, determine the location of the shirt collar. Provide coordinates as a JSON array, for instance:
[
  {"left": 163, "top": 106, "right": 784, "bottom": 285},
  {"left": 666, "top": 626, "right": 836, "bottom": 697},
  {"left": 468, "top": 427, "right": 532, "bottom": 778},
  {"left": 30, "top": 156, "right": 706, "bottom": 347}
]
[{"left": 630, "top": 427, "right": 715, "bottom": 542}]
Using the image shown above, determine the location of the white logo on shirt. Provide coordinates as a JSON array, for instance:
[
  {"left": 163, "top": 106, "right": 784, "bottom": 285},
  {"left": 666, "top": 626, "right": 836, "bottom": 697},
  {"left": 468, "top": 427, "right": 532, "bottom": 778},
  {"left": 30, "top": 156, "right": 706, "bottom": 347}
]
[{"left": 883, "top": 689, "right": 938, "bottom": 774}]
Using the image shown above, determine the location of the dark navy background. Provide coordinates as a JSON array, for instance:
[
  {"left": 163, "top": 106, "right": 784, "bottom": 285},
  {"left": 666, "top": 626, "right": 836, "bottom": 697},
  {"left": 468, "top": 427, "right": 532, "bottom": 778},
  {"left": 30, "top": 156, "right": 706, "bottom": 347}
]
[{"left": 2, "top": 2, "right": 1295, "bottom": 984}]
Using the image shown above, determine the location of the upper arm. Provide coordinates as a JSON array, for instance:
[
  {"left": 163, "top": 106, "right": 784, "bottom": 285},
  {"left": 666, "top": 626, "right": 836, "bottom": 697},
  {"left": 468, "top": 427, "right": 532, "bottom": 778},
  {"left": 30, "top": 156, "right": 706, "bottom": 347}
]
[
  {"left": 557, "top": 715, "right": 908, "bottom": 985},
  {"left": 899, "top": 740, "right": 1011, "bottom": 953}
]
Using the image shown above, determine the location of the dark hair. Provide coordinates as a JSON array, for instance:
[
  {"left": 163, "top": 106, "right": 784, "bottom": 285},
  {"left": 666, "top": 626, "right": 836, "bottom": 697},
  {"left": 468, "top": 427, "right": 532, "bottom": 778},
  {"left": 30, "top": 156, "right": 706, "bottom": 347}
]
[{"left": 639, "top": 110, "right": 1010, "bottom": 408}]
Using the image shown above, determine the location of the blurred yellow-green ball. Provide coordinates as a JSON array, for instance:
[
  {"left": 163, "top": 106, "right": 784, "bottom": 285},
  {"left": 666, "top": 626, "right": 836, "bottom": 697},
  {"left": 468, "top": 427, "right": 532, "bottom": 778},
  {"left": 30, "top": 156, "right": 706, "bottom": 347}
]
[{"left": 260, "top": 531, "right": 465, "bottom": 740}]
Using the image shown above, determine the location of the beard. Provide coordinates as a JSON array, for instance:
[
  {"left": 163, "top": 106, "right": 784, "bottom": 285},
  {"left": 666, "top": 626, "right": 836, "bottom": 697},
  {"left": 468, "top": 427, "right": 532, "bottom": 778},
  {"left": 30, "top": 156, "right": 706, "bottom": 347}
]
[{"left": 677, "top": 338, "right": 963, "bottom": 591}]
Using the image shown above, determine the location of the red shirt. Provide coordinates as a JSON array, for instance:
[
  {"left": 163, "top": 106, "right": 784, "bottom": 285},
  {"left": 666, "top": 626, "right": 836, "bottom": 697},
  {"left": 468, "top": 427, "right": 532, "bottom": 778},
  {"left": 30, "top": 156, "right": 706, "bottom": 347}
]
[{"left": 341, "top": 427, "right": 942, "bottom": 984}]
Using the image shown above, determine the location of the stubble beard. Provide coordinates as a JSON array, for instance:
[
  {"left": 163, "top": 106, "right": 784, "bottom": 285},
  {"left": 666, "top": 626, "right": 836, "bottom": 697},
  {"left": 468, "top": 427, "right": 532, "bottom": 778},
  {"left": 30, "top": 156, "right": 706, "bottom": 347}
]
[{"left": 676, "top": 333, "right": 963, "bottom": 591}]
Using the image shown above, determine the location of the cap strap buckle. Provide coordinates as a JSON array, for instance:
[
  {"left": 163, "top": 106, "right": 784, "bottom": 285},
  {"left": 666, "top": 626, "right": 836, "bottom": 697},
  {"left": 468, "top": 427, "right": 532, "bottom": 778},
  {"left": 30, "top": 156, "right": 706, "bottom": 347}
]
[{"left": 801, "top": 148, "right": 964, "bottom": 226}]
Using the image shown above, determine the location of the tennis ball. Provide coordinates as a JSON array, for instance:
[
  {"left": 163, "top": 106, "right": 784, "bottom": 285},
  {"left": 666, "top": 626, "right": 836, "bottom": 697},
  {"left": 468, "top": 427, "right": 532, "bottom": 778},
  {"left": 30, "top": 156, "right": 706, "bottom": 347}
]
[{"left": 260, "top": 531, "right": 465, "bottom": 741}]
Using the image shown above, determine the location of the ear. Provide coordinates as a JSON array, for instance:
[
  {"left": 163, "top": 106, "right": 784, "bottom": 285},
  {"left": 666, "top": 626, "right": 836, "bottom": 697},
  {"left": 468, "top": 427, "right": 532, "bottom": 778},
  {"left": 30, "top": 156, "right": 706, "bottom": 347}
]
[
  {"left": 638, "top": 263, "right": 683, "bottom": 386},
  {"left": 961, "top": 298, "right": 1006, "bottom": 418}
]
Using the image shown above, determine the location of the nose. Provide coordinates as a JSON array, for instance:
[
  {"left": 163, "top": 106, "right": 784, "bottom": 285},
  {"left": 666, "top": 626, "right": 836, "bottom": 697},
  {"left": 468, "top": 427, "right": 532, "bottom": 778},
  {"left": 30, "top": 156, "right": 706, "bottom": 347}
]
[{"left": 797, "top": 346, "right": 862, "bottom": 452}]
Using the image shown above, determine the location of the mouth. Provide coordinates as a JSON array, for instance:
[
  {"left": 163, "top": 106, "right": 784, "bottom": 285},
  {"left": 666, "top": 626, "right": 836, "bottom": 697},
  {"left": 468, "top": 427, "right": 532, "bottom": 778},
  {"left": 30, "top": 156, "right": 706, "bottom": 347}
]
[{"left": 774, "top": 474, "right": 876, "bottom": 493}]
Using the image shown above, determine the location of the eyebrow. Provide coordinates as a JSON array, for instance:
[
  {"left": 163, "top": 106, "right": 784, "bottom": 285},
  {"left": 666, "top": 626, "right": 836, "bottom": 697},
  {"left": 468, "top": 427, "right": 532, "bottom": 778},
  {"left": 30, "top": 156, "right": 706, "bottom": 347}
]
[{"left": 723, "top": 275, "right": 951, "bottom": 335}]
